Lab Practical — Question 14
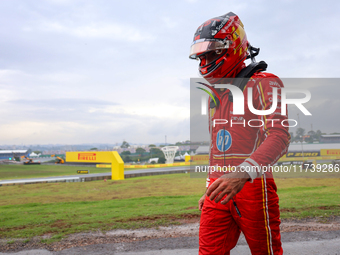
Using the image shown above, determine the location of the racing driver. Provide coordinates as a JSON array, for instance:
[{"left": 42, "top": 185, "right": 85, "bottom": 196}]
[{"left": 189, "top": 12, "right": 290, "bottom": 255}]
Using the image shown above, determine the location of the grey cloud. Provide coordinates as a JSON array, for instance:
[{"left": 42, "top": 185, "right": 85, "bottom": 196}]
[
  {"left": 7, "top": 98, "right": 118, "bottom": 108},
  {"left": 0, "top": 0, "right": 339, "bottom": 144},
  {"left": 288, "top": 79, "right": 340, "bottom": 134}
]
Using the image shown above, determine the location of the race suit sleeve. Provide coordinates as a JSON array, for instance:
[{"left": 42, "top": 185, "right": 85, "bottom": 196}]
[{"left": 239, "top": 76, "right": 291, "bottom": 181}]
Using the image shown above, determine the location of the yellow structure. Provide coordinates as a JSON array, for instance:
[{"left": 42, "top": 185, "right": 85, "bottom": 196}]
[
  {"left": 66, "top": 151, "right": 124, "bottom": 180},
  {"left": 96, "top": 162, "right": 189, "bottom": 169},
  {"left": 191, "top": 155, "right": 209, "bottom": 163},
  {"left": 321, "top": 149, "right": 340, "bottom": 156}
]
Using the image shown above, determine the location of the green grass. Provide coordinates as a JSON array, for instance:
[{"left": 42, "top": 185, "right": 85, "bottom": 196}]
[
  {"left": 0, "top": 164, "right": 110, "bottom": 180},
  {"left": 1, "top": 173, "right": 340, "bottom": 240},
  {"left": 0, "top": 164, "right": 178, "bottom": 180},
  {"left": 0, "top": 174, "right": 205, "bottom": 206},
  {"left": 278, "top": 185, "right": 340, "bottom": 218},
  {"left": 0, "top": 195, "right": 201, "bottom": 239},
  {"left": 276, "top": 178, "right": 340, "bottom": 218}
]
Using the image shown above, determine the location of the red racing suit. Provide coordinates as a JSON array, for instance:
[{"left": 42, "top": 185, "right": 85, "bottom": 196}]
[{"left": 199, "top": 72, "right": 290, "bottom": 255}]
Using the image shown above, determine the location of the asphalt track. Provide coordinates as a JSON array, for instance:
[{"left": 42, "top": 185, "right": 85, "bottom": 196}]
[
  {"left": 0, "top": 166, "right": 192, "bottom": 185},
  {"left": 1, "top": 231, "right": 340, "bottom": 254}
]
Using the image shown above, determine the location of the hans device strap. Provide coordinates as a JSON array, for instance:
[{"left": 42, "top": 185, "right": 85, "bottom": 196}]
[
  {"left": 229, "top": 60, "right": 268, "bottom": 102},
  {"left": 209, "top": 61, "right": 268, "bottom": 108}
]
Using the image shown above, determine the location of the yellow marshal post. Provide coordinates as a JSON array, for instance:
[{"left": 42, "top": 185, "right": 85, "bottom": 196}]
[{"left": 66, "top": 151, "right": 124, "bottom": 180}]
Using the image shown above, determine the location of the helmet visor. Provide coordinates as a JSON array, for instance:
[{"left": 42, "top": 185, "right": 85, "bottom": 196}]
[{"left": 189, "top": 39, "right": 231, "bottom": 59}]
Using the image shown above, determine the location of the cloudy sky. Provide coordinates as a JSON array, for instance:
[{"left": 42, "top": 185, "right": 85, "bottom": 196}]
[{"left": 0, "top": 0, "right": 339, "bottom": 145}]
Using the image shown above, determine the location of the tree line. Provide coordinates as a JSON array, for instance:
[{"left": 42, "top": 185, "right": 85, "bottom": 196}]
[
  {"left": 120, "top": 141, "right": 166, "bottom": 163},
  {"left": 290, "top": 128, "right": 334, "bottom": 143}
]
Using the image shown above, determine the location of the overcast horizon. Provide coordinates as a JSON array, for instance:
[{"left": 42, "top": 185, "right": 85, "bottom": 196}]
[{"left": 1, "top": 0, "right": 339, "bottom": 145}]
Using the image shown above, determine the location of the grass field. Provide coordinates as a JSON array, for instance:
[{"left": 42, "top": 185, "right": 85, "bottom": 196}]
[
  {"left": 2, "top": 164, "right": 338, "bottom": 181},
  {"left": 1, "top": 171, "right": 340, "bottom": 241},
  {"left": 0, "top": 164, "right": 186, "bottom": 180},
  {"left": 0, "top": 164, "right": 111, "bottom": 180}
]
